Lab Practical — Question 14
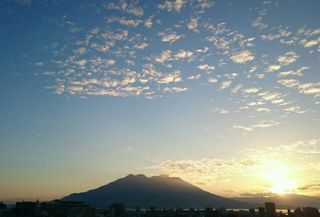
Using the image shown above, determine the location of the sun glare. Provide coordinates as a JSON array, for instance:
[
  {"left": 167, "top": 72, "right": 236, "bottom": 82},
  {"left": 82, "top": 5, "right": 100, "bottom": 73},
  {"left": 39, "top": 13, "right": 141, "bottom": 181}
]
[
  {"left": 270, "top": 177, "right": 298, "bottom": 194},
  {"left": 261, "top": 160, "right": 298, "bottom": 194}
]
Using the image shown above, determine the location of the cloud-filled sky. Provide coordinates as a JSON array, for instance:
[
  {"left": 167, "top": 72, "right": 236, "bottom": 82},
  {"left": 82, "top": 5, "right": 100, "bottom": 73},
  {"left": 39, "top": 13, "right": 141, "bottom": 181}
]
[{"left": 0, "top": 0, "right": 320, "bottom": 202}]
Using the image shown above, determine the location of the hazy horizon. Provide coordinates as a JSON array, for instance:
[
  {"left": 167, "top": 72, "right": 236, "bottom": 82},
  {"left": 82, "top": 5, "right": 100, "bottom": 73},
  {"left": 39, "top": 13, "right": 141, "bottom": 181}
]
[{"left": 1, "top": 0, "right": 320, "bottom": 203}]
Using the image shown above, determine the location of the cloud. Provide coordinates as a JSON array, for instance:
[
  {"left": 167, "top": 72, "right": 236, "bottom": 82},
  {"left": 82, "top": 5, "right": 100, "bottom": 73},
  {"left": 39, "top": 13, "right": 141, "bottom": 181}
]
[
  {"left": 134, "top": 42, "right": 148, "bottom": 50},
  {"left": 158, "top": 0, "right": 187, "bottom": 12},
  {"left": 107, "top": 17, "right": 142, "bottom": 28},
  {"left": 277, "top": 51, "right": 299, "bottom": 65},
  {"left": 266, "top": 64, "right": 281, "bottom": 73},
  {"left": 298, "top": 82, "right": 320, "bottom": 96},
  {"left": 220, "top": 80, "right": 232, "bottom": 90},
  {"left": 230, "top": 50, "right": 254, "bottom": 64},
  {"left": 297, "top": 184, "right": 320, "bottom": 192},
  {"left": 187, "top": 18, "right": 198, "bottom": 31},
  {"left": 284, "top": 106, "right": 307, "bottom": 114},
  {"left": 174, "top": 49, "right": 193, "bottom": 60},
  {"left": 154, "top": 50, "right": 172, "bottom": 64},
  {"left": 207, "top": 77, "right": 218, "bottom": 84},
  {"left": 278, "top": 66, "right": 309, "bottom": 77},
  {"left": 163, "top": 87, "right": 188, "bottom": 93},
  {"left": 278, "top": 79, "right": 299, "bottom": 88},
  {"left": 239, "top": 192, "right": 276, "bottom": 197},
  {"left": 159, "top": 32, "right": 183, "bottom": 43},
  {"left": 213, "top": 107, "right": 229, "bottom": 114},
  {"left": 106, "top": 2, "right": 144, "bottom": 17},
  {"left": 301, "top": 39, "right": 319, "bottom": 48},
  {"left": 158, "top": 71, "right": 182, "bottom": 84},
  {"left": 243, "top": 88, "right": 260, "bottom": 94},
  {"left": 197, "top": 64, "right": 215, "bottom": 71},
  {"left": 233, "top": 120, "right": 279, "bottom": 132},
  {"left": 155, "top": 138, "right": 320, "bottom": 191},
  {"left": 252, "top": 9, "right": 268, "bottom": 29},
  {"left": 144, "top": 18, "right": 153, "bottom": 28},
  {"left": 258, "top": 91, "right": 284, "bottom": 104},
  {"left": 233, "top": 125, "right": 253, "bottom": 132},
  {"left": 187, "top": 74, "right": 201, "bottom": 80},
  {"left": 159, "top": 158, "right": 257, "bottom": 184},
  {"left": 256, "top": 107, "right": 270, "bottom": 112}
]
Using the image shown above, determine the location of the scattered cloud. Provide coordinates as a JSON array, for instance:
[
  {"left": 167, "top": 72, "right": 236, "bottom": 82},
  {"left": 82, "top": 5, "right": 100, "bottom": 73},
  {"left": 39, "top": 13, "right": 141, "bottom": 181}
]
[
  {"left": 213, "top": 107, "right": 229, "bottom": 114},
  {"left": 277, "top": 51, "right": 299, "bottom": 65},
  {"left": 197, "top": 64, "right": 215, "bottom": 72},
  {"left": 159, "top": 32, "right": 183, "bottom": 43},
  {"left": 230, "top": 50, "right": 254, "bottom": 64}
]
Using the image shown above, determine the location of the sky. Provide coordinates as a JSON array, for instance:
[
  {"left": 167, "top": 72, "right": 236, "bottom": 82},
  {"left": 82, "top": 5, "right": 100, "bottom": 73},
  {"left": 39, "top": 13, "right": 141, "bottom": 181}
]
[{"left": 0, "top": 0, "right": 320, "bottom": 203}]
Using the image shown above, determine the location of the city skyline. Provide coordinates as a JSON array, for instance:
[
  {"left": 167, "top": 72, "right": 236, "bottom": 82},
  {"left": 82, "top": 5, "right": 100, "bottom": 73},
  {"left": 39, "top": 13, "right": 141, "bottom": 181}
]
[{"left": 0, "top": 0, "right": 320, "bottom": 203}]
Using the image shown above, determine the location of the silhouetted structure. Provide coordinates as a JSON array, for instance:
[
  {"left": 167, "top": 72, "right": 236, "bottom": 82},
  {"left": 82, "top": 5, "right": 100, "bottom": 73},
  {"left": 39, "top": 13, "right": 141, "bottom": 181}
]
[
  {"left": 0, "top": 203, "right": 6, "bottom": 210},
  {"left": 16, "top": 202, "right": 40, "bottom": 217},
  {"left": 2, "top": 200, "right": 320, "bottom": 217},
  {"left": 302, "top": 207, "right": 319, "bottom": 217},
  {"left": 109, "top": 203, "right": 126, "bottom": 217},
  {"left": 47, "top": 200, "right": 94, "bottom": 217},
  {"left": 265, "top": 202, "right": 276, "bottom": 217},
  {"left": 258, "top": 207, "right": 266, "bottom": 217}
]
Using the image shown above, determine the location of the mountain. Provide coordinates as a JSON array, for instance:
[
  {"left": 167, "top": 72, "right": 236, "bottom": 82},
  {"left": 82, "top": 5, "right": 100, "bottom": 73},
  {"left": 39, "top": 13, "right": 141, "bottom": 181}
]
[
  {"left": 233, "top": 194, "right": 320, "bottom": 209},
  {"left": 62, "top": 174, "right": 254, "bottom": 209}
]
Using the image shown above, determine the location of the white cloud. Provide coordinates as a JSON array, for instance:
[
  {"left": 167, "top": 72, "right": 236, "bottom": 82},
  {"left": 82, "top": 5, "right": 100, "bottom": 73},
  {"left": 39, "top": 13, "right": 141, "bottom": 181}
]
[
  {"left": 284, "top": 106, "right": 307, "bottom": 114},
  {"left": 144, "top": 18, "right": 153, "bottom": 28},
  {"left": 220, "top": 80, "right": 232, "bottom": 90},
  {"left": 160, "top": 32, "right": 183, "bottom": 43},
  {"left": 259, "top": 91, "right": 284, "bottom": 104},
  {"left": 187, "top": 18, "right": 198, "bottom": 31},
  {"left": 197, "top": 64, "right": 215, "bottom": 71},
  {"left": 252, "top": 9, "right": 268, "bottom": 29},
  {"left": 298, "top": 82, "right": 320, "bottom": 96},
  {"left": 213, "top": 108, "right": 229, "bottom": 114},
  {"left": 256, "top": 107, "right": 270, "bottom": 112},
  {"left": 108, "top": 17, "right": 142, "bottom": 27},
  {"left": 233, "top": 125, "right": 253, "bottom": 132},
  {"left": 174, "top": 49, "right": 193, "bottom": 60},
  {"left": 278, "top": 66, "right": 309, "bottom": 77},
  {"left": 277, "top": 51, "right": 299, "bottom": 65},
  {"left": 278, "top": 79, "right": 299, "bottom": 88},
  {"left": 154, "top": 50, "right": 172, "bottom": 64},
  {"left": 158, "top": 71, "right": 182, "bottom": 84},
  {"left": 243, "top": 87, "right": 260, "bottom": 94},
  {"left": 187, "top": 74, "right": 201, "bottom": 80},
  {"left": 266, "top": 64, "right": 281, "bottom": 73},
  {"left": 134, "top": 42, "right": 148, "bottom": 50},
  {"left": 74, "top": 59, "right": 87, "bottom": 67},
  {"left": 163, "top": 86, "right": 188, "bottom": 93},
  {"left": 301, "top": 39, "right": 319, "bottom": 48},
  {"left": 234, "top": 120, "right": 279, "bottom": 132},
  {"left": 230, "top": 50, "right": 254, "bottom": 64},
  {"left": 208, "top": 77, "right": 218, "bottom": 84},
  {"left": 127, "top": 7, "right": 144, "bottom": 17},
  {"left": 158, "top": 0, "right": 187, "bottom": 12}
]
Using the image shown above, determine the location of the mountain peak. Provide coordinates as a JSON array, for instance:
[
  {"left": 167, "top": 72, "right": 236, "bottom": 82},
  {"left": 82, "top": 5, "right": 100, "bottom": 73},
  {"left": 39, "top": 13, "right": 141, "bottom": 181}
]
[{"left": 125, "top": 174, "right": 147, "bottom": 179}]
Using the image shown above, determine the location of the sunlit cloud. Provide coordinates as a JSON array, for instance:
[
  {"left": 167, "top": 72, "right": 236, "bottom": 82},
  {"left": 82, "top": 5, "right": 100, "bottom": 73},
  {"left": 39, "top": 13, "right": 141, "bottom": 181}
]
[
  {"left": 158, "top": 0, "right": 187, "bottom": 12},
  {"left": 159, "top": 32, "right": 183, "bottom": 43},
  {"left": 230, "top": 50, "right": 254, "bottom": 64}
]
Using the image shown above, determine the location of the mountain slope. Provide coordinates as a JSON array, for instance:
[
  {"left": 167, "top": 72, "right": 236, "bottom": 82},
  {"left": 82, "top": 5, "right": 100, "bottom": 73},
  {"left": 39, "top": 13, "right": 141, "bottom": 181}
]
[{"left": 62, "top": 174, "right": 253, "bottom": 208}]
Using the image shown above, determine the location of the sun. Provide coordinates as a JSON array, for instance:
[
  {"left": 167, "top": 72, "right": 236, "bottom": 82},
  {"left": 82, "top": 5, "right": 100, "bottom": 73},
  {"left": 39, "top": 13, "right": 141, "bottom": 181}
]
[
  {"left": 261, "top": 160, "right": 298, "bottom": 195},
  {"left": 269, "top": 178, "right": 298, "bottom": 194}
]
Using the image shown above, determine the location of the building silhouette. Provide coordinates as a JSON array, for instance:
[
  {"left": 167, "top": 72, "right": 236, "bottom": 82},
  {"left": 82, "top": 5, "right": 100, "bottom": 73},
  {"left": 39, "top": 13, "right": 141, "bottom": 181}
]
[{"left": 265, "top": 202, "right": 276, "bottom": 217}]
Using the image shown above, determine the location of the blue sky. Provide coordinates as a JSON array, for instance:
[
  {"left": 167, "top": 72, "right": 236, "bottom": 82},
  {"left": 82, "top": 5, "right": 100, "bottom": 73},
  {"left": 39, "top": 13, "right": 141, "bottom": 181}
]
[{"left": 0, "top": 0, "right": 320, "bottom": 202}]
